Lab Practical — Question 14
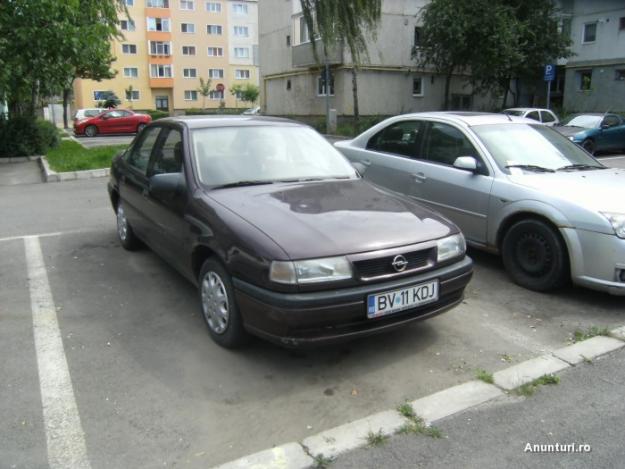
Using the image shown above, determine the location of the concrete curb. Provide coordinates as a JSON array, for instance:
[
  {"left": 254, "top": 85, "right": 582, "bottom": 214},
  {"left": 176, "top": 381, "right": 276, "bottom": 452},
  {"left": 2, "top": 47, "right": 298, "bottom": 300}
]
[
  {"left": 37, "top": 156, "right": 109, "bottom": 183},
  {"left": 211, "top": 331, "right": 625, "bottom": 468},
  {"left": 0, "top": 156, "right": 42, "bottom": 164}
]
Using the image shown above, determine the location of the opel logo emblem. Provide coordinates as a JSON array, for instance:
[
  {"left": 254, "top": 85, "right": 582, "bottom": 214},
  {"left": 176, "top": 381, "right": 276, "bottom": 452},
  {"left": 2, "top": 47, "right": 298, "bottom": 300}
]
[{"left": 391, "top": 254, "right": 408, "bottom": 272}]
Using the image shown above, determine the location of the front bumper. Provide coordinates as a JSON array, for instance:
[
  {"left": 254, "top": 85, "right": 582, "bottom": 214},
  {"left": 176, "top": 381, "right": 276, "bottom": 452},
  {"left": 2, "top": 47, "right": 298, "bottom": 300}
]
[
  {"left": 561, "top": 228, "right": 625, "bottom": 296},
  {"left": 233, "top": 256, "right": 473, "bottom": 347}
]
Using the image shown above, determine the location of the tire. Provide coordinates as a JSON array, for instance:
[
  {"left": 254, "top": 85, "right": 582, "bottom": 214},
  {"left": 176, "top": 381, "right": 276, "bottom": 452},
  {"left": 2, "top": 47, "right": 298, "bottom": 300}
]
[
  {"left": 137, "top": 123, "right": 146, "bottom": 134},
  {"left": 84, "top": 125, "right": 97, "bottom": 137},
  {"left": 581, "top": 139, "right": 595, "bottom": 155},
  {"left": 501, "top": 218, "right": 569, "bottom": 292},
  {"left": 116, "top": 202, "right": 142, "bottom": 251},
  {"left": 199, "top": 259, "right": 249, "bottom": 348}
]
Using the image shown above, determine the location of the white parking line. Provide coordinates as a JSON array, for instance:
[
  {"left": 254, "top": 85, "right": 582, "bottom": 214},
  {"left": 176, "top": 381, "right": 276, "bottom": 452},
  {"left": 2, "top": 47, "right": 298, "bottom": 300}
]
[
  {"left": 599, "top": 155, "right": 625, "bottom": 160},
  {"left": 24, "top": 236, "right": 91, "bottom": 469},
  {"left": 0, "top": 229, "right": 101, "bottom": 243}
]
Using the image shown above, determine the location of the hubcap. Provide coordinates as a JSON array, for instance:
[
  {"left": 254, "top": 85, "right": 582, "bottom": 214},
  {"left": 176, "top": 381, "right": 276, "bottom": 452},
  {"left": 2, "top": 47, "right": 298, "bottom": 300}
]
[
  {"left": 516, "top": 232, "right": 552, "bottom": 276},
  {"left": 201, "top": 271, "right": 229, "bottom": 334},
  {"left": 117, "top": 205, "right": 128, "bottom": 241}
]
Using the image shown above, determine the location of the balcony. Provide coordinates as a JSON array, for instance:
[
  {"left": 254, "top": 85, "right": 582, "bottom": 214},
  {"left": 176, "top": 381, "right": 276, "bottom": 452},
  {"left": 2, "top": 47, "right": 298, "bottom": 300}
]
[{"left": 292, "top": 41, "right": 343, "bottom": 68}]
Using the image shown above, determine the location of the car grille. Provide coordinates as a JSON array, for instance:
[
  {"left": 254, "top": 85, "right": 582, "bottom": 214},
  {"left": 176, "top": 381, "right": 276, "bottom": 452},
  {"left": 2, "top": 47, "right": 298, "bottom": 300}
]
[{"left": 353, "top": 248, "right": 435, "bottom": 280}]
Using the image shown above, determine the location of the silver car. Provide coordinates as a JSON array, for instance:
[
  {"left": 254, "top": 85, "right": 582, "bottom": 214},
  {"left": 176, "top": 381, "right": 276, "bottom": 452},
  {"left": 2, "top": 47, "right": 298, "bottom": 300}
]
[{"left": 335, "top": 112, "right": 625, "bottom": 295}]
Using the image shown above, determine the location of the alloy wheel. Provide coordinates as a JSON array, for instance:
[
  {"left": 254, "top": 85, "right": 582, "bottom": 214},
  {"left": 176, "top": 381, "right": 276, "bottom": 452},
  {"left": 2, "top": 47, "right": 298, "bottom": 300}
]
[{"left": 201, "top": 271, "right": 230, "bottom": 334}]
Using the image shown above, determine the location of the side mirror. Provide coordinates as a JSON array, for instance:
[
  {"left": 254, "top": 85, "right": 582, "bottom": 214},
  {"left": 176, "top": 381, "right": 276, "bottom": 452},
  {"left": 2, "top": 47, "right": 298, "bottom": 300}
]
[
  {"left": 600, "top": 123, "right": 610, "bottom": 130},
  {"left": 351, "top": 161, "right": 368, "bottom": 176},
  {"left": 453, "top": 156, "right": 478, "bottom": 172},
  {"left": 149, "top": 172, "right": 186, "bottom": 199}
]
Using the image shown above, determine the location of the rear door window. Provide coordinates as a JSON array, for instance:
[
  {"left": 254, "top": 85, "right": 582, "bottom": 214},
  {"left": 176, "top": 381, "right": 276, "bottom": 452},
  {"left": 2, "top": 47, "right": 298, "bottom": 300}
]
[
  {"left": 150, "top": 128, "right": 183, "bottom": 176},
  {"left": 366, "top": 121, "right": 424, "bottom": 158},
  {"left": 526, "top": 111, "right": 540, "bottom": 122},
  {"left": 423, "top": 122, "right": 483, "bottom": 169},
  {"left": 541, "top": 111, "right": 556, "bottom": 123}
]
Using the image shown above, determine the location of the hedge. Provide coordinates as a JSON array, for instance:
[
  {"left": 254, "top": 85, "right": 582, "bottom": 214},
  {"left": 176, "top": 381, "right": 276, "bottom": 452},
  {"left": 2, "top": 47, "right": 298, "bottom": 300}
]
[{"left": 0, "top": 117, "right": 60, "bottom": 158}]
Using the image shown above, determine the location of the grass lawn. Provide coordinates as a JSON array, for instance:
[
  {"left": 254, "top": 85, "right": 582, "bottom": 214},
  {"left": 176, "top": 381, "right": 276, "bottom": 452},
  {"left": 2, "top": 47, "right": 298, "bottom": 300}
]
[{"left": 46, "top": 140, "right": 127, "bottom": 172}]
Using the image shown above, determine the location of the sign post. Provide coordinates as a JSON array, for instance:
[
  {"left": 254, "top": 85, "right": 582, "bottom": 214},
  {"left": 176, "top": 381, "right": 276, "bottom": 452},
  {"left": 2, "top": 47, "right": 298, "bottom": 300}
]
[{"left": 544, "top": 64, "right": 556, "bottom": 109}]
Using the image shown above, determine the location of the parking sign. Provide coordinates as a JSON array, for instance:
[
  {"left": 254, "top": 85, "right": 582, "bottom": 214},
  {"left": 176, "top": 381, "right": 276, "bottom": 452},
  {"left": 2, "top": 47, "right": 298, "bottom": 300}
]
[{"left": 544, "top": 64, "right": 556, "bottom": 82}]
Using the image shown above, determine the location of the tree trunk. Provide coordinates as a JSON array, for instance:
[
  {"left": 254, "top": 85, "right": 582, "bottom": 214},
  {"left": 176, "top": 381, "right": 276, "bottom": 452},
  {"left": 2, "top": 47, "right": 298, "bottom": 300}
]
[
  {"left": 514, "top": 78, "right": 521, "bottom": 107},
  {"left": 29, "top": 81, "right": 38, "bottom": 117},
  {"left": 444, "top": 69, "right": 453, "bottom": 110},
  {"left": 351, "top": 67, "right": 359, "bottom": 131},
  {"left": 62, "top": 88, "right": 71, "bottom": 129}
]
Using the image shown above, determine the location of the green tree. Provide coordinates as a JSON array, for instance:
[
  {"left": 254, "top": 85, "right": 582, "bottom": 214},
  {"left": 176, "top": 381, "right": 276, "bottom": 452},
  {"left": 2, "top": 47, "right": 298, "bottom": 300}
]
[
  {"left": 231, "top": 83, "right": 260, "bottom": 107},
  {"left": 197, "top": 77, "right": 213, "bottom": 110},
  {"left": 97, "top": 91, "right": 121, "bottom": 109},
  {"left": 300, "top": 0, "right": 382, "bottom": 130}
]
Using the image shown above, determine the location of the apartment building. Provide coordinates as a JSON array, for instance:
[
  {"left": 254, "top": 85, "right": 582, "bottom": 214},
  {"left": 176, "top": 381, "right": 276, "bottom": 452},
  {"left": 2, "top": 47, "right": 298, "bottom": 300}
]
[
  {"left": 559, "top": 0, "right": 625, "bottom": 112},
  {"left": 73, "top": 0, "right": 259, "bottom": 113},
  {"left": 259, "top": 0, "right": 498, "bottom": 117}
]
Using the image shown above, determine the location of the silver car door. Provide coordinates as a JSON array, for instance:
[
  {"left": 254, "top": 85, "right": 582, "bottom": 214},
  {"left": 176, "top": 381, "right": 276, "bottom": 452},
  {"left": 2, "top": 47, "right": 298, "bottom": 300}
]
[{"left": 411, "top": 121, "right": 494, "bottom": 245}]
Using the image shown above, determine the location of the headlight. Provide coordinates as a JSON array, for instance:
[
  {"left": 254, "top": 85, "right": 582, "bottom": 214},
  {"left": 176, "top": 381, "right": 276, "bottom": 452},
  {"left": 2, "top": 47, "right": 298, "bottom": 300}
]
[
  {"left": 270, "top": 256, "right": 352, "bottom": 284},
  {"left": 601, "top": 212, "right": 625, "bottom": 239},
  {"left": 568, "top": 136, "right": 575, "bottom": 141},
  {"left": 437, "top": 233, "right": 466, "bottom": 262}
]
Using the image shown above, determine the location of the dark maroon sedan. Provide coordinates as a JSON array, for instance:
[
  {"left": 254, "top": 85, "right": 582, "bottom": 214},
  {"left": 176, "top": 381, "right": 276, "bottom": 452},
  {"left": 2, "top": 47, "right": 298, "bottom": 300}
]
[
  {"left": 74, "top": 109, "right": 151, "bottom": 137},
  {"left": 107, "top": 117, "right": 472, "bottom": 348}
]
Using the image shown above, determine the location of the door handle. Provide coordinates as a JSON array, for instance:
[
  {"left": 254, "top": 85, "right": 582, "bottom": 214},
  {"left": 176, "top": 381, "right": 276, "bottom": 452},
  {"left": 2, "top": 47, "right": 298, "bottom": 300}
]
[
  {"left": 412, "top": 172, "right": 427, "bottom": 183},
  {"left": 361, "top": 159, "right": 372, "bottom": 166}
]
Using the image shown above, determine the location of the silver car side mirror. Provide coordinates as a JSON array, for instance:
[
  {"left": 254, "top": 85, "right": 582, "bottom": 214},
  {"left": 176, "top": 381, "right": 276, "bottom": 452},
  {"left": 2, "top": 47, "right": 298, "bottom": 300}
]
[{"left": 453, "top": 156, "right": 478, "bottom": 172}]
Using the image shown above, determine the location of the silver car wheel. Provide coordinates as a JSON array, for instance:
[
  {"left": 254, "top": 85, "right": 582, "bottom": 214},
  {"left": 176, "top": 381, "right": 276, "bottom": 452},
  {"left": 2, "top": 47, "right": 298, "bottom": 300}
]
[
  {"left": 117, "top": 205, "right": 128, "bottom": 241},
  {"left": 201, "top": 271, "right": 230, "bottom": 334}
]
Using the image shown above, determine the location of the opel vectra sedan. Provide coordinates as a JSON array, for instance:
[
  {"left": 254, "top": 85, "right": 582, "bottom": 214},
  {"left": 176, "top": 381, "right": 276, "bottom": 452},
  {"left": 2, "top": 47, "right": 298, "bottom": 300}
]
[
  {"left": 107, "top": 117, "right": 472, "bottom": 348},
  {"left": 335, "top": 112, "right": 625, "bottom": 296}
]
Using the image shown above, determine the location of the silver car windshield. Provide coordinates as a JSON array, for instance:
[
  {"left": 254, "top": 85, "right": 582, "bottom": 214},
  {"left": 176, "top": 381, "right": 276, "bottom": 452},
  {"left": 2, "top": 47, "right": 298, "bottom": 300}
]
[
  {"left": 472, "top": 124, "right": 602, "bottom": 172},
  {"left": 565, "top": 115, "right": 601, "bottom": 128},
  {"left": 191, "top": 126, "right": 358, "bottom": 187}
]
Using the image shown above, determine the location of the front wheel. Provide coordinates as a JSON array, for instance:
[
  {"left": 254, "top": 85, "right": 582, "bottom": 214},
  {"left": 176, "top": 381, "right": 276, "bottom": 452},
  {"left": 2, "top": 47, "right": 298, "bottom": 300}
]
[
  {"left": 137, "top": 123, "right": 146, "bottom": 134},
  {"left": 581, "top": 139, "right": 595, "bottom": 155},
  {"left": 85, "top": 125, "right": 97, "bottom": 137},
  {"left": 501, "top": 219, "right": 569, "bottom": 292},
  {"left": 116, "top": 202, "right": 141, "bottom": 250},
  {"left": 199, "top": 259, "right": 249, "bottom": 348}
]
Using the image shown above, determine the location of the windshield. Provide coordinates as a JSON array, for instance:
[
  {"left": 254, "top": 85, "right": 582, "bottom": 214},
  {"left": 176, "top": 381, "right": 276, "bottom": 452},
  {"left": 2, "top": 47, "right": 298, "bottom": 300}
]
[
  {"left": 503, "top": 110, "right": 524, "bottom": 116},
  {"left": 564, "top": 115, "right": 601, "bottom": 128},
  {"left": 472, "top": 124, "right": 603, "bottom": 172},
  {"left": 191, "top": 125, "right": 358, "bottom": 187}
]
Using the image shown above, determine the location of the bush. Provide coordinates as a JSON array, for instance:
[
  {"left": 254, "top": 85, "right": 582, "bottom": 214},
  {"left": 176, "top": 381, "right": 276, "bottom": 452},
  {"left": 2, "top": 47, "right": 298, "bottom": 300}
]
[
  {"left": 144, "top": 109, "right": 170, "bottom": 120},
  {"left": 0, "top": 117, "right": 60, "bottom": 158},
  {"left": 185, "top": 107, "right": 242, "bottom": 116}
]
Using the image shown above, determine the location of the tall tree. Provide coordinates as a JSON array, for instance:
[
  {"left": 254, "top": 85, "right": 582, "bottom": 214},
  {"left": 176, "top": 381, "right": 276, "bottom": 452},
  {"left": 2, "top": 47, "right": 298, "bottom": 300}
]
[
  {"left": 197, "top": 77, "right": 213, "bottom": 111},
  {"left": 300, "top": 0, "right": 381, "bottom": 130}
]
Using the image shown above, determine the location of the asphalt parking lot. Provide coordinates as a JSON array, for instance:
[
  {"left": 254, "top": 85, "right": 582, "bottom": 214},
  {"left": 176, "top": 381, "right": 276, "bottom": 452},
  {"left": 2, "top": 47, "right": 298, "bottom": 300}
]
[{"left": 1, "top": 164, "right": 624, "bottom": 468}]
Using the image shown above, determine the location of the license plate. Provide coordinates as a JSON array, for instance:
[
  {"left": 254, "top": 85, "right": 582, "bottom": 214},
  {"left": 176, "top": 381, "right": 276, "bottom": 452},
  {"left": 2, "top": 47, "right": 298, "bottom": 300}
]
[{"left": 367, "top": 280, "right": 439, "bottom": 318}]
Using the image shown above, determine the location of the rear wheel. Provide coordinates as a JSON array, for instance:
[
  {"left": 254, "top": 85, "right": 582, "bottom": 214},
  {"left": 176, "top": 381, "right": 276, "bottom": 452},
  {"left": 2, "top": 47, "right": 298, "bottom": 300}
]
[
  {"left": 116, "top": 202, "right": 141, "bottom": 250},
  {"left": 581, "top": 138, "right": 595, "bottom": 155},
  {"left": 199, "top": 259, "right": 249, "bottom": 348},
  {"left": 501, "top": 219, "right": 569, "bottom": 292},
  {"left": 137, "top": 123, "right": 146, "bottom": 134},
  {"left": 85, "top": 125, "right": 97, "bottom": 137}
]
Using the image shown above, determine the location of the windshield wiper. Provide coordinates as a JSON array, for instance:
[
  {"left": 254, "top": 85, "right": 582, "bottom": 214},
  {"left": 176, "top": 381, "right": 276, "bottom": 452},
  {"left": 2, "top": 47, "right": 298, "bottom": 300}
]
[
  {"left": 557, "top": 163, "right": 605, "bottom": 171},
  {"left": 505, "top": 164, "right": 555, "bottom": 173},
  {"left": 212, "top": 180, "right": 275, "bottom": 189}
]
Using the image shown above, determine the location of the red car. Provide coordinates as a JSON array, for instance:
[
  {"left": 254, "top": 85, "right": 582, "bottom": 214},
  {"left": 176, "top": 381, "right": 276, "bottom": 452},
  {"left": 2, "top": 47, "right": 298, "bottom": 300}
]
[{"left": 74, "top": 109, "right": 151, "bottom": 137}]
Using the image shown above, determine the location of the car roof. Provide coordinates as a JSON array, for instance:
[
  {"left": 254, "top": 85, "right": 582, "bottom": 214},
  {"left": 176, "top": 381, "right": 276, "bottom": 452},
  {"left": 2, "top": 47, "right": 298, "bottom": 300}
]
[
  {"left": 394, "top": 111, "right": 531, "bottom": 127},
  {"left": 155, "top": 115, "right": 303, "bottom": 129},
  {"left": 504, "top": 107, "right": 551, "bottom": 112}
]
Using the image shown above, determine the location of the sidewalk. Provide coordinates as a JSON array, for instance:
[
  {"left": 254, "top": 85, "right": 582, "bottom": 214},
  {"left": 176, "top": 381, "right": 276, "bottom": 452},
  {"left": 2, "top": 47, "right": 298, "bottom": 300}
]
[
  {"left": 0, "top": 160, "right": 43, "bottom": 186},
  {"left": 334, "top": 347, "right": 625, "bottom": 469}
]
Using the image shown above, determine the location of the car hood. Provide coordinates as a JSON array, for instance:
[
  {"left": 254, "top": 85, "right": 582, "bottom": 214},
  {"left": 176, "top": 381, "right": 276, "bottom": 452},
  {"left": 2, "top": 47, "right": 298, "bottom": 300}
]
[
  {"left": 208, "top": 179, "right": 457, "bottom": 259},
  {"left": 556, "top": 125, "right": 588, "bottom": 138},
  {"left": 509, "top": 168, "right": 625, "bottom": 213}
]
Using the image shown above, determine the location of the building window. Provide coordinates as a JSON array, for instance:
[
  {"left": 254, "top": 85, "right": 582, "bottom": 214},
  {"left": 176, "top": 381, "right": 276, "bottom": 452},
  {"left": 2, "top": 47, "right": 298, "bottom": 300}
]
[
  {"left": 180, "top": 0, "right": 194, "bottom": 10},
  {"left": 123, "top": 67, "right": 139, "bottom": 78},
  {"left": 577, "top": 69, "right": 592, "bottom": 90},
  {"left": 183, "top": 68, "right": 197, "bottom": 78},
  {"left": 582, "top": 22, "right": 597, "bottom": 43},
  {"left": 125, "top": 90, "right": 140, "bottom": 101},
  {"left": 93, "top": 91, "right": 109, "bottom": 101},
  {"left": 207, "top": 47, "right": 223, "bottom": 56},
  {"left": 286, "top": 79, "right": 291, "bottom": 91},
  {"left": 619, "top": 17, "right": 625, "bottom": 31},
  {"left": 451, "top": 94, "right": 472, "bottom": 110},
  {"left": 207, "top": 24, "right": 223, "bottom": 35},
  {"left": 125, "top": 0, "right": 134, "bottom": 6},
  {"left": 181, "top": 23, "right": 195, "bottom": 33},
  {"left": 615, "top": 70, "right": 625, "bottom": 81},
  {"left": 414, "top": 27, "right": 422, "bottom": 47},
  {"left": 149, "top": 41, "right": 172, "bottom": 56},
  {"left": 299, "top": 16, "right": 311, "bottom": 44},
  {"left": 234, "top": 26, "right": 249, "bottom": 37},
  {"left": 234, "top": 47, "right": 249, "bottom": 58},
  {"left": 147, "top": 0, "right": 169, "bottom": 7},
  {"left": 184, "top": 90, "right": 198, "bottom": 101},
  {"left": 317, "top": 73, "right": 334, "bottom": 96},
  {"left": 147, "top": 17, "right": 171, "bottom": 32},
  {"left": 120, "top": 19, "right": 136, "bottom": 31},
  {"left": 122, "top": 44, "right": 137, "bottom": 54},
  {"left": 209, "top": 68, "right": 224, "bottom": 78},
  {"left": 209, "top": 90, "right": 224, "bottom": 100},
  {"left": 206, "top": 2, "right": 221, "bottom": 12},
  {"left": 232, "top": 3, "right": 248, "bottom": 15},
  {"left": 155, "top": 96, "right": 169, "bottom": 110},
  {"left": 150, "top": 64, "right": 173, "bottom": 78},
  {"left": 235, "top": 69, "right": 250, "bottom": 79},
  {"left": 182, "top": 45, "right": 196, "bottom": 55},
  {"left": 286, "top": 35, "right": 291, "bottom": 47},
  {"left": 412, "top": 76, "right": 423, "bottom": 96}
]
